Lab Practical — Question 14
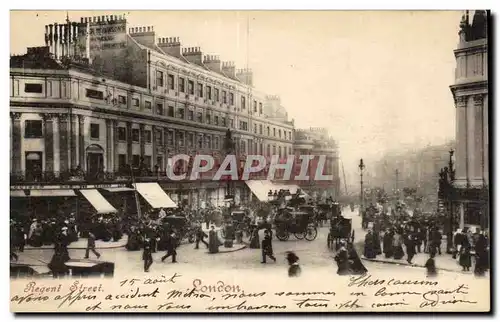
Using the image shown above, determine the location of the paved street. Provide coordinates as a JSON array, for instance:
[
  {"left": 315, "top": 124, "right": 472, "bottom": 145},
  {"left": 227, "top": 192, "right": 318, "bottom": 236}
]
[{"left": 13, "top": 207, "right": 483, "bottom": 278}]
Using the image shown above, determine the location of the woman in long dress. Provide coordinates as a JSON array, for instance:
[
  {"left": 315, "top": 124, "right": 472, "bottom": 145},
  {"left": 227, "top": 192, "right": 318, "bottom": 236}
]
[
  {"left": 393, "top": 230, "right": 405, "bottom": 260},
  {"left": 347, "top": 242, "right": 368, "bottom": 275},
  {"left": 208, "top": 226, "right": 219, "bottom": 254}
]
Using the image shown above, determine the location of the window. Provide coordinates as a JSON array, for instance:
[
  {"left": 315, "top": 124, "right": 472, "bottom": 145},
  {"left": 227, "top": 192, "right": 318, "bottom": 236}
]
[
  {"left": 273, "top": 128, "right": 276, "bottom": 137},
  {"left": 259, "top": 102, "right": 263, "bottom": 114},
  {"left": 167, "top": 130, "right": 174, "bottom": 145},
  {"left": 188, "top": 80, "right": 194, "bottom": 95},
  {"left": 156, "top": 156, "right": 163, "bottom": 168},
  {"left": 197, "top": 83, "right": 203, "bottom": 97},
  {"left": 132, "top": 129, "right": 140, "bottom": 142},
  {"left": 253, "top": 100, "right": 257, "bottom": 113},
  {"left": 167, "top": 74, "right": 175, "bottom": 90},
  {"left": 177, "top": 108, "right": 185, "bottom": 118},
  {"left": 279, "top": 129, "right": 282, "bottom": 138},
  {"left": 118, "top": 154, "right": 127, "bottom": 169},
  {"left": 90, "top": 123, "right": 100, "bottom": 139},
  {"left": 215, "top": 137, "right": 219, "bottom": 149},
  {"left": 279, "top": 146, "right": 282, "bottom": 157},
  {"left": 85, "top": 89, "right": 104, "bottom": 100},
  {"left": 229, "top": 119, "right": 234, "bottom": 128},
  {"left": 253, "top": 124, "right": 257, "bottom": 133},
  {"left": 198, "top": 136, "right": 203, "bottom": 149},
  {"left": 239, "top": 121, "right": 248, "bottom": 131},
  {"left": 132, "top": 98, "right": 139, "bottom": 107},
  {"left": 214, "top": 88, "right": 220, "bottom": 102},
  {"left": 24, "top": 120, "right": 42, "bottom": 138},
  {"left": 188, "top": 133, "right": 194, "bottom": 148},
  {"left": 241, "top": 96, "right": 246, "bottom": 109},
  {"left": 118, "top": 95, "right": 126, "bottom": 105},
  {"left": 144, "top": 156, "right": 152, "bottom": 169},
  {"left": 145, "top": 101, "right": 152, "bottom": 110},
  {"left": 259, "top": 124, "right": 263, "bottom": 134},
  {"left": 24, "top": 83, "right": 43, "bottom": 93},
  {"left": 132, "top": 155, "right": 140, "bottom": 167},
  {"left": 222, "top": 90, "right": 227, "bottom": 104},
  {"left": 188, "top": 110, "right": 194, "bottom": 121},
  {"left": 229, "top": 93, "right": 234, "bottom": 105},
  {"left": 178, "top": 132, "right": 184, "bottom": 146},
  {"left": 179, "top": 77, "right": 185, "bottom": 92},
  {"left": 289, "top": 131, "right": 292, "bottom": 140},
  {"left": 156, "top": 70, "right": 164, "bottom": 87},
  {"left": 197, "top": 112, "right": 203, "bottom": 123},
  {"left": 273, "top": 145, "right": 276, "bottom": 155},
  {"left": 267, "top": 127, "right": 270, "bottom": 136},
  {"left": 144, "top": 130, "right": 152, "bottom": 143},
  {"left": 241, "top": 140, "right": 246, "bottom": 153},
  {"left": 214, "top": 115, "right": 219, "bottom": 125},
  {"left": 168, "top": 106, "right": 174, "bottom": 117},
  {"left": 221, "top": 117, "right": 226, "bottom": 127},
  {"left": 206, "top": 86, "right": 212, "bottom": 100},
  {"left": 206, "top": 113, "right": 211, "bottom": 124},
  {"left": 155, "top": 129, "right": 163, "bottom": 145},
  {"left": 206, "top": 136, "right": 211, "bottom": 149},
  {"left": 156, "top": 103, "right": 164, "bottom": 115},
  {"left": 118, "top": 127, "right": 126, "bottom": 141}
]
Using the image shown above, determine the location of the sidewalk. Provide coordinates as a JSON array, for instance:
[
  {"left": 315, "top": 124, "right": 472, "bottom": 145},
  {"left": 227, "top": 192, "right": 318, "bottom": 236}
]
[
  {"left": 24, "top": 235, "right": 129, "bottom": 250},
  {"left": 361, "top": 251, "right": 488, "bottom": 275}
]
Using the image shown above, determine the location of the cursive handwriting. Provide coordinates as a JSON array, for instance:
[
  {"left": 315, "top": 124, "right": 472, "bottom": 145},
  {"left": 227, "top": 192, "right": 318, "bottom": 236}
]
[
  {"left": 157, "top": 302, "right": 192, "bottom": 311},
  {"left": 193, "top": 279, "right": 241, "bottom": 293},
  {"left": 11, "top": 293, "right": 49, "bottom": 305},
  {"left": 165, "top": 288, "right": 211, "bottom": 300},
  {"left": 207, "top": 300, "right": 286, "bottom": 311},
  {"left": 24, "top": 282, "right": 62, "bottom": 294},
  {"left": 221, "top": 291, "right": 266, "bottom": 300},
  {"left": 275, "top": 291, "right": 336, "bottom": 297},
  {"left": 374, "top": 287, "right": 421, "bottom": 297},
  {"left": 111, "top": 304, "right": 148, "bottom": 310},
  {"left": 54, "top": 290, "right": 97, "bottom": 309},
  {"left": 371, "top": 300, "right": 408, "bottom": 308},
  {"left": 337, "top": 298, "right": 363, "bottom": 309},
  {"left": 294, "top": 298, "right": 329, "bottom": 309},
  {"left": 348, "top": 274, "right": 438, "bottom": 288},
  {"left": 420, "top": 284, "right": 472, "bottom": 308},
  {"left": 104, "top": 287, "right": 159, "bottom": 300},
  {"left": 69, "top": 281, "right": 103, "bottom": 293},
  {"left": 144, "top": 273, "right": 182, "bottom": 285}
]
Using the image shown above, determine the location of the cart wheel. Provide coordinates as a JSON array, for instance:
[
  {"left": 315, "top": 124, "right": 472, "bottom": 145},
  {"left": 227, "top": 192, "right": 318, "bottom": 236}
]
[
  {"left": 276, "top": 230, "right": 289, "bottom": 241},
  {"left": 304, "top": 226, "right": 318, "bottom": 241},
  {"left": 294, "top": 231, "right": 305, "bottom": 240}
]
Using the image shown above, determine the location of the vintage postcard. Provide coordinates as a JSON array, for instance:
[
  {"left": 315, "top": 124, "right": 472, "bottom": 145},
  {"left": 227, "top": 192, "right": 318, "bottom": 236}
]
[{"left": 9, "top": 10, "right": 490, "bottom": 313}]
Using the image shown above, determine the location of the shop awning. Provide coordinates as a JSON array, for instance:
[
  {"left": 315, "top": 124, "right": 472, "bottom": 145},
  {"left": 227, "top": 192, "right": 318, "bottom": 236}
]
[
  {"left": 10, "top": 190, "right": 26, "bottom": 197},
  {"left": 102, "top": 187, "right": 135, "bottom": 192},
  {"left": 135, "top": 183, "right": 177, "bottom": 209},
  {"left": 29, "top": 189, "right": 76, "bottom": 197},
  {"left": 80, "top": 189, "right": 117, "bottom": 214},
  {"left": 245, "top": 180, "right": 271, "bottom": 202}
]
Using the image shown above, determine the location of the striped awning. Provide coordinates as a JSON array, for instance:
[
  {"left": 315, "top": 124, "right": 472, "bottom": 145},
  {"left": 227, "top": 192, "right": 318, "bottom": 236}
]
[
  {"left": 135, "top": 182, "right": 177, "bottom": 209},
  {"left": 29, "top": 189, "right": 76, "bottom": 197},
  {"left": 80, "top": 189, "right": 117, "bottom": 214}
]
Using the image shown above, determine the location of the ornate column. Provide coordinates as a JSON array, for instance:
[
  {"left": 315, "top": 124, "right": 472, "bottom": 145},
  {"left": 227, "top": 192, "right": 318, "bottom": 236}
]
[
  {"left": 483, "top": 95, "right": 489, "bottom": 185},
  {"left": 152, "top": 125, "right": 158, "bottom": 167},
  {"left": 10, "top": 112, "right": 22, "bottom": 173},
  {"left": 78, "top": 115, "right": 85, "bottom": 169},
  {"left": 41, "top": 113, "right": 55, "bottom": 173},
  {"left": 113, "top": 121, "right": 119, "bottom": 172},
  {"left": 454, "top": 95, "right": 468, "bottom": 184},
  {"left": 126, "top": 122, "right": 132, "bottom": 164},
  {"left": 139, "top": 124, "right": 145, "bottom": 158},
  {"left": 106, "top": 119, "right": 113, "bottom": 172},
  {"left": 59, "top": 114, "right": 70, "bottom": 172},
  {"left": 473, "top": 94, "right": 484, "bottom": 182},
  {"left": 70, "top": 114, "right": 78, "bottom": 169}
]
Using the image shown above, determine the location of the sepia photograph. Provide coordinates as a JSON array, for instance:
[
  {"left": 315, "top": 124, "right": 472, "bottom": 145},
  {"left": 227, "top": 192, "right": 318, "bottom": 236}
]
[{"left": 8, "top": 9, "right": 490, "bottom": 313}]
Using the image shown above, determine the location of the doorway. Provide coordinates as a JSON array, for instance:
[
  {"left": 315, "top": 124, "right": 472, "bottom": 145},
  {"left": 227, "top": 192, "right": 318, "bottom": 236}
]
[
  {"left": 86, "top": 144, "right": 104, "bottom": 178},
  {"left": 25, "top": 151, "right": 42, "bottom": 181}
]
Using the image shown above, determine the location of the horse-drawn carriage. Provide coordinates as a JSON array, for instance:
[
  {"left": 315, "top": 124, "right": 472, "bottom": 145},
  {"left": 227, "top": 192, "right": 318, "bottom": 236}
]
[
  {"left": 274, "top": 210, "right": 318, "bottom": 241},
  {"left": 162, "top": 215, "right": 195, "bottom": 245},
  {"left": 327, "top": 215, "right": 355, "bottom": 250}
]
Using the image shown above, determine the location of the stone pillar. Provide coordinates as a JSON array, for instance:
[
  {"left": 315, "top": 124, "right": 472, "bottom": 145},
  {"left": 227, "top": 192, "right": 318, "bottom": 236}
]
[
  {"left": 483, "top": 95, "right": 489, "bottom": 185},
  {"left": 113, "top": 121, "right": 119, "bottom": 172},
  {"left": 473, "top": 95, "right": 484, "bottom": 181},
  {"left": 126, "top": 122, "right": 132, "bottom": 164},
  {"left": 106, "top": 119, "right": 113, "bottom": 172},
  {"left": 455, "top": 96, "right": 468, "bottom": 183},
  {"left": 41, "top": 114, "right": 55, "bottom": 172},
  {"left": 70, "top": 114, "right": 78, "bottom": 169},
  {"left": 152, "top": 125, "right": 158, "bottom": 168},
  {"left": 459, "top": 202, "right": 465, "bottom": 230},
  {"left": 139, "top": 124, "right": 145, "bottom": 158},
  {"left": 10, "top": 112, "right": 22, "bottom": 173},
  {"left": 53, "top": 115, "right": 60, "bottom": 173},
  {"left": 78, "top": 115, "right": 85, "bottom": 169},
  {"left": 59, "top": 114, "right": 70, "bottom": 173}
]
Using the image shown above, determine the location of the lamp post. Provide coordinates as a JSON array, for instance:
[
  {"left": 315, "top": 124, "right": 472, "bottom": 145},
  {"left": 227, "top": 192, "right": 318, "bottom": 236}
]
[
  {"left": 446, "top": 148, "right": 455, "bottom": 253},
  {"left": 359, "top": 159, "right": 365, "bottom": 215}
]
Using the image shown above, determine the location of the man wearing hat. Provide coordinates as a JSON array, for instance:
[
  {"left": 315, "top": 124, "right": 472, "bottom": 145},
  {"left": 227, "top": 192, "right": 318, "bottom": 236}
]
[
  {"left": 85, "top": 232, "right": 101, "bottom": 259},
  {"left": 261, "top": 229, "right": 276, "bottom": 264},
  {"left": 286, "top": 252, "right": 301, "bottom": 277},
  {"left": 143, "top": 237, "right": 153, "bottom": 272}
]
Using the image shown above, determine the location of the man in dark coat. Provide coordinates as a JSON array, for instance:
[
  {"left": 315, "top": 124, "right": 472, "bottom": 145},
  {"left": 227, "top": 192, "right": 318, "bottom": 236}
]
[
  {"left": 261, "top": 229, "right": 276, "bottom": 263},
  {"left": 286, "top": 252, "right": 301, "bottom": 277},
  {"left": 85, "top": 232, "right": 101, "bottom": 259},
  {"left": 382, "top": 229, "right": 394, "bottom": 258},
  {"left": 405, "top": 232, "right": 416, "bottom": 264},
  {"left": 363, "top": 230, "right": 376, "bottom": 259},
  {"left": 335, "top": 242, "right": 350, "bottom": 275},
  {"left": 195, "top": 223, "right": 209, "bottom": 249},
  {"left": 161, "top": 232, "right": 177, "bottom": 263},
  {"left": 143, "top": 237, "right": 153, "bottom": 272}
]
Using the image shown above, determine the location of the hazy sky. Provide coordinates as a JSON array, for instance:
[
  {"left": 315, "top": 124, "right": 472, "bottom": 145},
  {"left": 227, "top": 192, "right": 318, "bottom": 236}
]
[{"left": 10, "top": 10, "right": 462, "bottom": 190}]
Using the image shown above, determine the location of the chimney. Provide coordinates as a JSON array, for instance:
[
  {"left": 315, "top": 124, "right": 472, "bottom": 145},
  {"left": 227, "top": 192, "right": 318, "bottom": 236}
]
[
  {"left": 157, "top": 37, "right": 182, "bottom": 58},
  {"left": 182, "top": 46, "right": 203, "bottom": 66},
  {"left": 221, "top": 61, "right": 236, "bottom": 78},
  {"left": 129, "top": 26, "right": 156, "bottom": 47},
  {"left": 236, "top": 68, "right": 253, "bottom": 86},
  {"left": 203, "top": 55, "right": 222, "bottom": 73}
]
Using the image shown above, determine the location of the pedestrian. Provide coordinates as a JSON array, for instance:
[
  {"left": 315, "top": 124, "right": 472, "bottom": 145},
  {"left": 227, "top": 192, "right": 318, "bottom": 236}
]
[
  {"left": 335, "top": 241, "right": 349, "bottom": 275},
  {"left": 286, "top": 252, "right": 301, "bottom": 277},
  {"left": 249, "top": 225, "right": 260, "bottom": 249},
  {"left": 474, "top": 233, "right": 488, "bottom": 277},
  {"left": 459, "top": 244, "right": 472, "bottom": 271},
  {"left": 363, "top": 230, "right": 376, "bottom": 259},
  {"left": 261, "top": 229, "right": 276, "bottom": 264},
  {"left": 161, "top": 231, "right": 178, "bottom": 263},
  {"left": 208, "top": 225, "right": 220, "bottom": 254},
  {"left": 405, "top": 232, "right": 416, "bottom": 265},
  {"left": 84, "top": 232, "right": 101, "bottom": 259},
  {"left": 347, "top": 242, "right": 368, "bottom": 275},
  {"left": 382, "top": 229, "right": 394, "bottom": 258},
  {"left": 431, "top": 227, "right": 442, "bottom": 255},
  {"left": 142, "top": 237, "right": 153, "bottom": 272},
  {"left": 425, "top": 251, "right": 437, "bottom": 278},
  {"left": 393, "top": 229, "right": 404, "bottom": 260},
  {"left": 195, "top": 223, "right": 209, "bottom": 249}
]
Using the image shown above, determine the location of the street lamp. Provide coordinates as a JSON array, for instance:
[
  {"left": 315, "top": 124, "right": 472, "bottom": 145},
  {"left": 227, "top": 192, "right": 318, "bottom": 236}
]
[
  {"left": 359, "top": 158, "right": 365, "bottom": 215},
  {"left": 446, "top": 148, "right": 455, "bottom": 253}
]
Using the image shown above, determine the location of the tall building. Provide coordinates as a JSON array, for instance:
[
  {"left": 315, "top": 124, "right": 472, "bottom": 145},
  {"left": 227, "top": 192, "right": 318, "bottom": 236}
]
[
  {"left": 449, "top": 10, "right": 489, "bottom": 229},
  {"left": 10, "top": 13, "right": 340, "bottom": 216}
]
